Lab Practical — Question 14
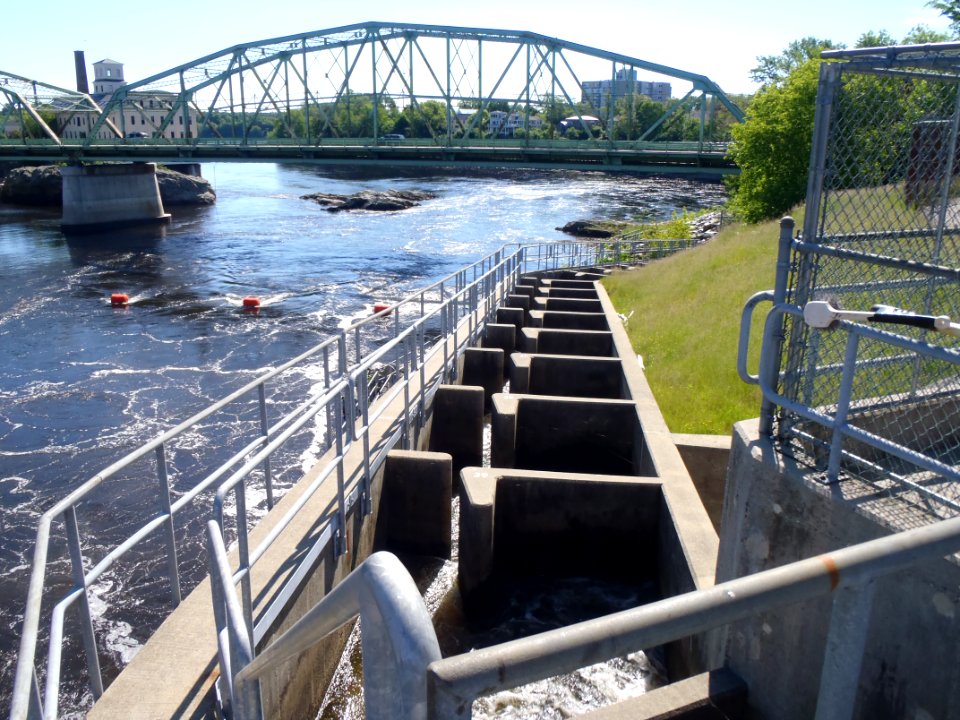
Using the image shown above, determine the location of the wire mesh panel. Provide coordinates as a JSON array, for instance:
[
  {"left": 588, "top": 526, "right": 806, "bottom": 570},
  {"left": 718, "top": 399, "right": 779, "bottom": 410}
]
[{"left": 771, "top": 45, "right": 960, "bottom": 520}]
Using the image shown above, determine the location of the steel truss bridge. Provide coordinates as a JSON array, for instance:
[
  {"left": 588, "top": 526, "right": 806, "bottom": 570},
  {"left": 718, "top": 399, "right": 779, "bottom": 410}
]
[{"left": 0, "top": 22, "right": 743, "bottom": 174}]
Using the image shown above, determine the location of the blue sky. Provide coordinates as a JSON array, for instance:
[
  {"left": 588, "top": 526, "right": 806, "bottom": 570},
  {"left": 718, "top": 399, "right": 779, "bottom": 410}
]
[{"left": 1, "top": 0, "right": 950, "bottom": 95}]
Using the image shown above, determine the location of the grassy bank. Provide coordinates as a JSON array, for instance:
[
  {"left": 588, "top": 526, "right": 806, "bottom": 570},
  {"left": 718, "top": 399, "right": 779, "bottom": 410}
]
[{"left": 604, "top": 209, "right": 803, "bottom": 435}]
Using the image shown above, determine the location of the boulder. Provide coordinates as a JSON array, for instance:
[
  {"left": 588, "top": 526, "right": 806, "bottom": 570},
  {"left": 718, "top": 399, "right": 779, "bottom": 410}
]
[
  {"left": 301, "top": 189, "right": 436, "bottom": 212},
  {"left": 0, "top": 165, "right": 216, "bottom": 207},
  {"left": 0, "top": 165, "right": 63, "bottom": 205},
  {"left": 555, "top": 220, "right": 617, "bottom": 238},
  {"left": 155, "top": 167, "right": 216, "bottom": 205}
]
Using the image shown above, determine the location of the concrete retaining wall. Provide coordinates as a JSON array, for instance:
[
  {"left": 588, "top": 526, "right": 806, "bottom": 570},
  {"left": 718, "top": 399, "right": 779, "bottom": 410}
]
[{"left": 717, "top": 419, "right": 960, "bottom": 720}]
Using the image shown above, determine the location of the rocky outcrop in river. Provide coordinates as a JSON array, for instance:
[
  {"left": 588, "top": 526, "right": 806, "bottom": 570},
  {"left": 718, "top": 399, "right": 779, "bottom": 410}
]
[
  {"left": 0, "top": 165, "right": 216, "bottom": 206},
  {"left": 558, "top": 210, "right": 724, "bottom": 243},
  {"left": 554, "top": 220, "right": 619, "bottom": 238},
  {"left": 300, "top": 189, "right": 436, "bottom": 212}
]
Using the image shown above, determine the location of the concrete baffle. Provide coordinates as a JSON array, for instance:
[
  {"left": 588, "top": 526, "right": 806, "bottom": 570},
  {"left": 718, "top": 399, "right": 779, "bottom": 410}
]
[
  {"left": 520, "top": 327, "right": 616, "bottom": 356},
  {"left": 460, "top": 347, "right": 505, "bottom": 412},
  {"left": 527, "top": 310, "right": 609, "bottom": 330},
  {"left": 481, "top": 323, "right": 516, "bottom": 380},
  {"left": 495, "top": 306, "right": 525, "bottom": 334},
  {"left": 490, "top": 393, "right": 653, "bottom": 476},
  {"left": 428, "top": 385, "right": 484, "bottom": 478},
  {"left": 61, "top": 163, "right": 171, "bottom": 231},
  {"left": 378, "top": 450, "right": 452, "bottom": 558},
  {"left": 509, "top": 353, "right": 627, "bottom": 399},
  {"left": 540, "top": 287, "right": 599, "bottom": 299},
  {"left": 532, "top": 296, "right": 604, "bottom": 313},
  {"left": 458, "top": 467, "right": 662, "bottom": 611}
]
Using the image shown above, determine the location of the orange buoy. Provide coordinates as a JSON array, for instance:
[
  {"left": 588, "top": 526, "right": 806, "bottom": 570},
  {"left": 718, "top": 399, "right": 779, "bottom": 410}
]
[
  {"left": 242, "top": 296, "right": 261, "bottom": 309},
  {"left": 110, "top": 293, "right": 129, "bottom": 307},
  {"left": 373, "top": 302, "right": 391, "bottom": 315}
]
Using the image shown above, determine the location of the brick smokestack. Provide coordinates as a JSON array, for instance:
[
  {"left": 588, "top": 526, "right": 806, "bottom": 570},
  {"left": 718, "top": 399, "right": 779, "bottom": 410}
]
[{"left": 74, "top": 51, "right": 89, "bottom": 93}]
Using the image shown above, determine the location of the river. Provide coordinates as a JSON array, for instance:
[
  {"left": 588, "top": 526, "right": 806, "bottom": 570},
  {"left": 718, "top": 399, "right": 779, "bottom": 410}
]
[{"left": 0, "top": 162, "right": 725, "bottom": 714}]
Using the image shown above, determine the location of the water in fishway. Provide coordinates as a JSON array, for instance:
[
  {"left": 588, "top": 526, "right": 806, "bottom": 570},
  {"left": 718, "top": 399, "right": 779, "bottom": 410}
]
[{"left": 0, "top": 162, "right": 725, "bottom": 713}]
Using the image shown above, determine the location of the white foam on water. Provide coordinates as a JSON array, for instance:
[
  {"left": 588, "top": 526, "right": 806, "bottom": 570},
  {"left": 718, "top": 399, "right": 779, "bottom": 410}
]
[
  {"left": 472, "top": 650, "right": 658, "bottom": 719},
  {"left": 87, "top": 575, "right": 143, "bottom": 667}
]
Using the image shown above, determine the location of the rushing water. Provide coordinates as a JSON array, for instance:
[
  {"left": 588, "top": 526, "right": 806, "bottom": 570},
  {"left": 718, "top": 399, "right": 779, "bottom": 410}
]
[{"left": 0, "top": 163, "right": 725, "bottom": 713}]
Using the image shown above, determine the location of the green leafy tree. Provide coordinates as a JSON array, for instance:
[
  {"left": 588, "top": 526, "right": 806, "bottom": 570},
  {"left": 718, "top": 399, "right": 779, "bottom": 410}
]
[
  {"left": 268, "top": 108, "right": 306, "bottom": 139},
  {"left": 398, "top": 100, "right": 447, "bottom": 138},
  {"left": 856, "top": 30, "right": 896, "bottom": 48},
  {"left": 750, "top": 37, "right": 842, "bottom": 86},
  {"left": 928, "top": 0, "right": 960, "bottom": 36},
  {"left": 612, "top": 93, "right": 665, "bottom": 140},
  {"left": 538, "top": 95, "right": 574, "bottom": 138},
  {"left": 729, "top": 58, "right": 821, "bottom": 221},
  {"left": 903, "top": 24, "right": 952, "bottom": 43}
]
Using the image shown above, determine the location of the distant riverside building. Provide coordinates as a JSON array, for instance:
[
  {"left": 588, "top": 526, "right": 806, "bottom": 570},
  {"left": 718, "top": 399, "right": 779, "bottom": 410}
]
[
  {"left": 580, "top": 69, "right": 671, "bottom": 110},
  {"left": 488, "top": 110, "right": 544, "bottom": 137},
  {"left": 59, "top": 58, "right": 199, "bottom": 140}
]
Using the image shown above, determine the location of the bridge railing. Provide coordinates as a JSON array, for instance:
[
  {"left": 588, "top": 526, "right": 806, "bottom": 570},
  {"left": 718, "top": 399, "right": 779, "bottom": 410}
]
[{"left": 0, "top": 135, "right": 731, "bottom": 157}]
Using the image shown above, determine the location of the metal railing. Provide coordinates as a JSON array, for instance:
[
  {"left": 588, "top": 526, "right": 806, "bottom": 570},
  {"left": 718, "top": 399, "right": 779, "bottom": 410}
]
[
  {"left": 206, "top": 248, "right": 523, "bottom": 682},
  {"left": 738, "top": 45, "right": 960, "bottom": 517},
  {"left": 9, "top": 239, "right": 633, "bottom": 720},
  {"left": 210, "top": 547, "right": 440, "bottom": 720},
  {"left": 9, "top": 244, "right": 516, "bottom": 720},
  {"left": 426, "top": 514, "right": 960, "bottom": 719},
  {"left": 210, "top": 492, "right": 960, "bottom": 719},
  {"left": 739, "top": 217, "right": 960, "bottom": 516}
]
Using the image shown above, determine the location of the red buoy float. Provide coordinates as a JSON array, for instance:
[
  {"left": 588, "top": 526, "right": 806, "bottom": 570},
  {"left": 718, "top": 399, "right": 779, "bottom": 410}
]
[
  {"left": 110, "top": 293, "right": 129, "bottom": 307},
  {"left": 242, "top": 296, "right": 261, "bottom": 310},
  {"left": 373, "top": 302, "right": 391, "bottom": 315}
]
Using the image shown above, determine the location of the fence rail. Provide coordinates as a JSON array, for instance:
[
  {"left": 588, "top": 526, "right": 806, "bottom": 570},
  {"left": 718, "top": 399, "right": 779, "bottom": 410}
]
[{"left": 741, "top": 45, "right": 960, "bottom": 520}]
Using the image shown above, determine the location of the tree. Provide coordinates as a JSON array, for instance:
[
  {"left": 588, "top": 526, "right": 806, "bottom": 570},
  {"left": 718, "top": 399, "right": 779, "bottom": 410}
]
[
  {"left": 928, "top": 0, "right": 960, "bottom": 36},
  {"left": 750, "top": 37, "right": 842, "bottom": 87},
  {"left": 728, "top": 58, "right": 822, "bottom": 222},
  {"left": 856, "top": 30, "right": 896, "bottom": 48},
  {"left": 611, "top": 93, "right": 665, "bottom": 140},
  {"left": 902, "top": 24, "right": 952, "bottom": 43}
]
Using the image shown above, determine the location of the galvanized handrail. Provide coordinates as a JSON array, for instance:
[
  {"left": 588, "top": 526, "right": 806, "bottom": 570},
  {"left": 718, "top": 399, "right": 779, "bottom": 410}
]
[
  {"left": 9, "top": 243, "right": 520, "bottom": 720},
  {"left": 209, "top": 251, "right": 522, "bottom": 652},
  {"left": 209, "top": 544, "right": 440, "bottom": 720},
  {"left": 756, "top": 303, "right": 960, "bottom": 489},
  {"left": 426, "top": 514, "right": 960, "bottom": 719}
]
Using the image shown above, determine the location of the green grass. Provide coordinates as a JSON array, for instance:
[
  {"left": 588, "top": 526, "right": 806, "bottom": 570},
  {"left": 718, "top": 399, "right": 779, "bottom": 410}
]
[{"left": 604, "top": 209, "right": 804, "bottom": 435}]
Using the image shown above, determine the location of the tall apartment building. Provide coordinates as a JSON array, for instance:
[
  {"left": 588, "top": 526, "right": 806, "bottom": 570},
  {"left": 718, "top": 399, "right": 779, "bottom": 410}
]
[{"left": 580, "top": 69, "right": 672, "bottom": 110}]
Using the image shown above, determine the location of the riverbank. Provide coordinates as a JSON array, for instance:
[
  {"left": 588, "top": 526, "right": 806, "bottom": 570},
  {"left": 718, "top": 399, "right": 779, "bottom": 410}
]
[
  {"left": 604, "top": 208, "right": 802, "bottom": 434},
  {"left": 559, "top": 207, "right": 724, "bottom": 244}
]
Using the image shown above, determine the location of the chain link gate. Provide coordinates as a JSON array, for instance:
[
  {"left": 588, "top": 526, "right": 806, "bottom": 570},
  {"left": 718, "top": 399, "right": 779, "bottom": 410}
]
[{"left": 757, "top": 44, "right": 960, "bottom": 523}]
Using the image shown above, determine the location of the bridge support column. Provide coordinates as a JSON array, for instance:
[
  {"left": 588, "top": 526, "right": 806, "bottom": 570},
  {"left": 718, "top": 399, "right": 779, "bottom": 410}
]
[{"left": 61, "top": 163, "right": 171, "bottom": 232}]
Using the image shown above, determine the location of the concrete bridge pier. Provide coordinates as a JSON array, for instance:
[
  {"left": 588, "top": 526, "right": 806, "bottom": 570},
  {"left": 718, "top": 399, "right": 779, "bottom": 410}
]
[{"left": 61, "top": 163, "right": 171, "bottom": 232}]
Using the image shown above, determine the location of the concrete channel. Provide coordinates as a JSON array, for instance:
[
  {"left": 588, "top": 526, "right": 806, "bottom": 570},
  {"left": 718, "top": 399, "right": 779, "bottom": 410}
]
[{"left": 88, "top": 268, "right": 733, "bottom": 720}]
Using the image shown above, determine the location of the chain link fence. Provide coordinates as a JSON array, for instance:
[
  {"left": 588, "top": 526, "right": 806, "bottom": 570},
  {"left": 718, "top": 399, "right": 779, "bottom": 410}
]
[{"left": 765, "top": 45, "right": 960, "bottom": 523}]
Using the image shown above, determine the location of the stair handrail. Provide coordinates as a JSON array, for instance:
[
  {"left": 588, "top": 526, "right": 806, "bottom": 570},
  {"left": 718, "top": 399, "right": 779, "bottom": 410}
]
[{"left": 207, "top": 538, "right": 441, "bottom": 720}]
